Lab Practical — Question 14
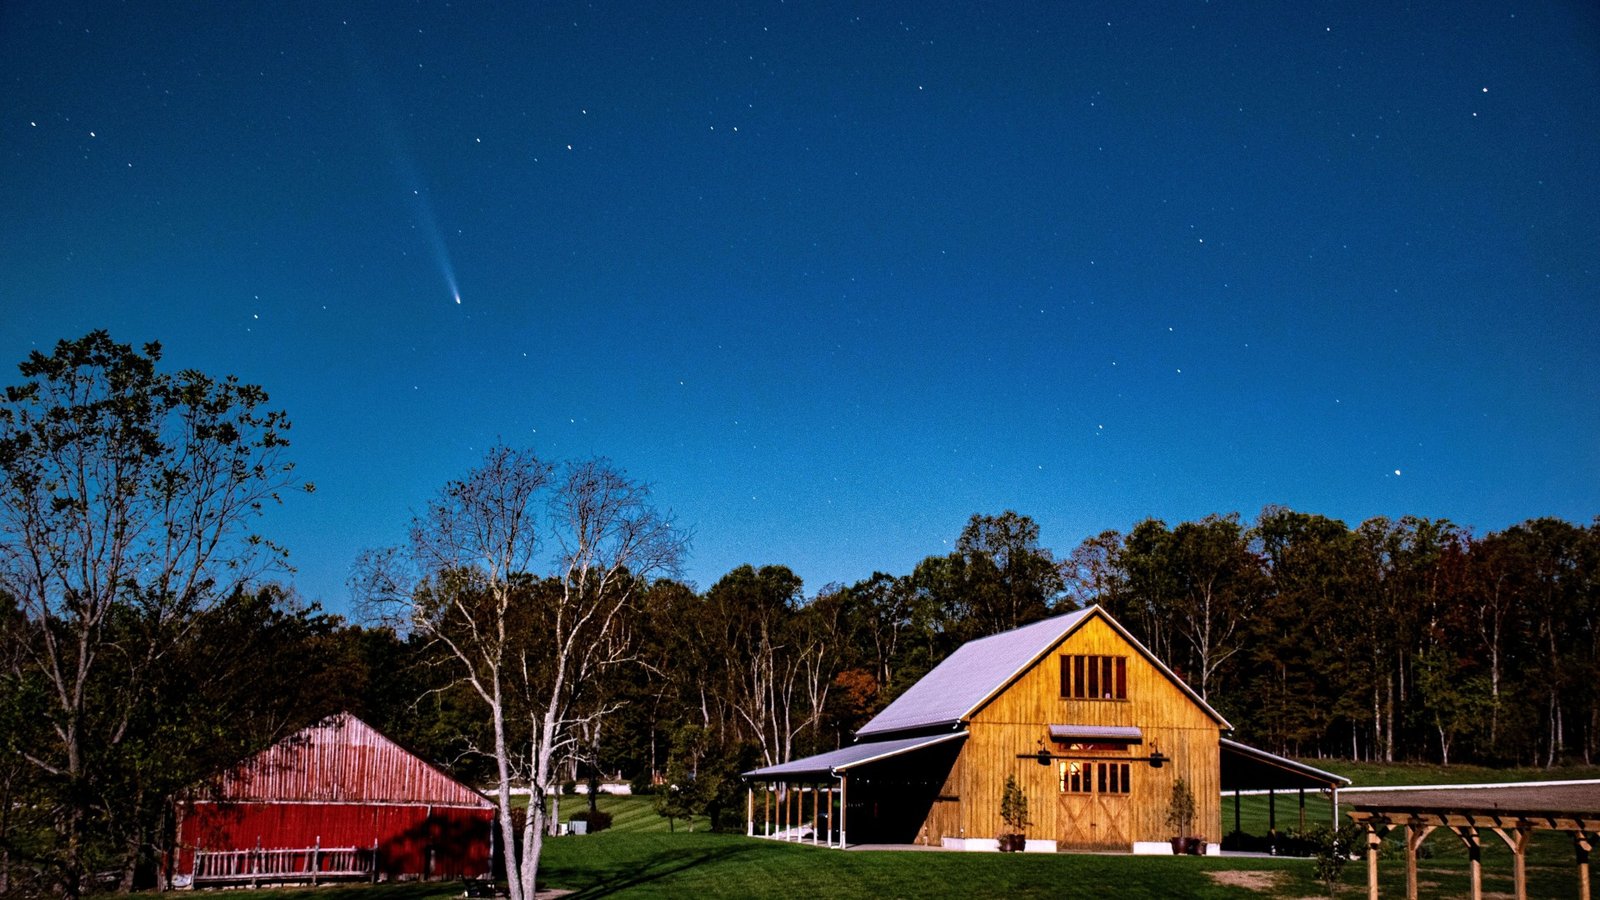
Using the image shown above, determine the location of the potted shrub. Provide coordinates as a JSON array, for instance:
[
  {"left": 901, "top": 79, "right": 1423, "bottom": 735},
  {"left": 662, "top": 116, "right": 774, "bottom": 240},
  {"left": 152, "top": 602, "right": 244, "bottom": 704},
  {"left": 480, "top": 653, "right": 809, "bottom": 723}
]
[
  {"left": 999, "top": 774, "right": 1031, "bottom": 851},
  {"left": 1165, "top": 777, "right": 1199, "bottom": 855}
]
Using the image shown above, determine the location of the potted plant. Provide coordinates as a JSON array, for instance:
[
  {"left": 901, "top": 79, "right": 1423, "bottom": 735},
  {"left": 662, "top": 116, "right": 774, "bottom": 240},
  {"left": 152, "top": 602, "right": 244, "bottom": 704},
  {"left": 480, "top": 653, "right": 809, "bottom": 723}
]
[
  {"left": 1165, "top": 777, "right": 1199, "bottom": 855},
  {"left": 999, "top": 774, "right": 1031, "bottom": 852}
]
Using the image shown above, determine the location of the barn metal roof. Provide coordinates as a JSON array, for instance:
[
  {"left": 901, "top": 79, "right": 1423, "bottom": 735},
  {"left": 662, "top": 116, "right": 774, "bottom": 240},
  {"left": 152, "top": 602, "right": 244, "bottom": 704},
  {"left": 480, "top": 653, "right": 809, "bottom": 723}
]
[
  {"left": 856, "top": 606, "right": 1230, "bottom": 738},
  {"left": 1049, "top": 725, "right": 1143, "bottom": 743},
  {"left": 1219, "top": 738, "right": 1350, "bottom": 791},
  {"left": 742, "top": 732, "right": 968, "bottom": 780},
  {"left": 192, "top": 712, "right": 491, "bottom": 808}
]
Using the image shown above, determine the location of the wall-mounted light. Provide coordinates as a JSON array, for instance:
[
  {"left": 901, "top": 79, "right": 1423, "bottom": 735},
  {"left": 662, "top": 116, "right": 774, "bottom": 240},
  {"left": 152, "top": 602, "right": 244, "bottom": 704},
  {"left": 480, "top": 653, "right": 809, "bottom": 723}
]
[{"left": 1020, "top": 740, "right": 1168, "bottom": 767}]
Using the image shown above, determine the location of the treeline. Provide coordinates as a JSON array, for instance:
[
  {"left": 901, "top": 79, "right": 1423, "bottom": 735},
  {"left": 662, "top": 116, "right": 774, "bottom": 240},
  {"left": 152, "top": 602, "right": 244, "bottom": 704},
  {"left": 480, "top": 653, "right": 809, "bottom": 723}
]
[
  {"left": 574, "top": 508, "right": 1600, "bottom": 799},
  {"left": 343, "top": 507, "right": 1600, "bottom": 816}
]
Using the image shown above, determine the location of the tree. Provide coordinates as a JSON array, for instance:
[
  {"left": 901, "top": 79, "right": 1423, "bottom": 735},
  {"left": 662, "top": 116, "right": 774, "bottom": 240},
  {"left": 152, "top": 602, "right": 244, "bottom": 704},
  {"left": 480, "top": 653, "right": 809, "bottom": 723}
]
[
  {"left": 910, "top": 512, "right": 1065, "bottom": 648},
  {"left": 0, "top": 332, "right": 304, "bottom": 897},
  {"left": 354, "top": 447, "right": 685, "bottom": 900},
  {"left": 695, "top": 565, "right": 821, "bottom": 768}
]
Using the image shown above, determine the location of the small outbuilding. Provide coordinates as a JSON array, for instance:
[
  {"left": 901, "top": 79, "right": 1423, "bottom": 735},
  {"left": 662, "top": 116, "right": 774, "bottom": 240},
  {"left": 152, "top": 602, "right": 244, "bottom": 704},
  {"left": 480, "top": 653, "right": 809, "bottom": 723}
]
[
  {"left": 744, "top": 605, "right": 1344, "bottom": 853},
  {"left": 169, "top": 712, "right": 493, "bottom": 888}
]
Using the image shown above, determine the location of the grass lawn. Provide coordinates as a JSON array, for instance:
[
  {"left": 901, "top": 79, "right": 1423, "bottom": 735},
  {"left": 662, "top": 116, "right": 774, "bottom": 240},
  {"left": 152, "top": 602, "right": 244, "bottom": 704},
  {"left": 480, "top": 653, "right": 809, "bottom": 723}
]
[
  {"left": 541, "top": 831, "right": 1316, "bottom": 899},
  {"left": 197, "top": 765, "right": 1600, "bottom": 900}
]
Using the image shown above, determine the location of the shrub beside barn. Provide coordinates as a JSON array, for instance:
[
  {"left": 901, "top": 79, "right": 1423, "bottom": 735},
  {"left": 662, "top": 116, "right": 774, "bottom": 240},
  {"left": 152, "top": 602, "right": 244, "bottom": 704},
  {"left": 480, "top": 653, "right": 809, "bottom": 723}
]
[{"left": 169, "top": 713, "right": 492, "bottom": 888}]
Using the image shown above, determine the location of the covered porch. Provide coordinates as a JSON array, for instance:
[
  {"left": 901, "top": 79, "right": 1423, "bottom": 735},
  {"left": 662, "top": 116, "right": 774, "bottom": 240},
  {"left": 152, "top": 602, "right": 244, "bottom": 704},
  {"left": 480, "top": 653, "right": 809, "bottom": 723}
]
[
  {"left": 741, "top": 732, "right": 966, "bottom": 848},
  {"left": 1219, "top": 739, "right": 1351, "bottom": 850}
]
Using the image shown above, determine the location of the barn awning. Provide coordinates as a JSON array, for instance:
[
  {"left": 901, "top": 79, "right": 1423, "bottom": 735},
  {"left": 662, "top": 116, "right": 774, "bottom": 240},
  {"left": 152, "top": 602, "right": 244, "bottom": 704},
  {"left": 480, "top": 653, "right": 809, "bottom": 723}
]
[
  {"left": 741, "top": 731, "right": 967, "bottom": 781},
  {"left": 1220, "top": 738, "right": 1350, "bottom": 791},
  {"left": 1049, "top": 725, "right": 1142, "bottom": 744}
]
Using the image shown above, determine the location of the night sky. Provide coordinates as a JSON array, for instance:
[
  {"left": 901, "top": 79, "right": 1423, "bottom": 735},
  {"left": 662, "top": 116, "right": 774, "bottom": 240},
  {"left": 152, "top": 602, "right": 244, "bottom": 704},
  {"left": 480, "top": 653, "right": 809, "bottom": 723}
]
[{"left": 3, "top": 2, "right": 1597, "bottom": 612}]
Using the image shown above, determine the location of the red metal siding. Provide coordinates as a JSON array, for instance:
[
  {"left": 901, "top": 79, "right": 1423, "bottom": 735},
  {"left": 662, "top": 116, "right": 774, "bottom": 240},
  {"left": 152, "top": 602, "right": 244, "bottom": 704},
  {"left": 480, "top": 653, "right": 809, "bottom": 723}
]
[
  {"left": 172, "top": 714, "right": 494, "bottom": 882},
  {"left": 209, "top": 714, "right": 490, "bottom": 807},
  {"left": 177, "top": 802, "right": 493, "bottom": 879}
]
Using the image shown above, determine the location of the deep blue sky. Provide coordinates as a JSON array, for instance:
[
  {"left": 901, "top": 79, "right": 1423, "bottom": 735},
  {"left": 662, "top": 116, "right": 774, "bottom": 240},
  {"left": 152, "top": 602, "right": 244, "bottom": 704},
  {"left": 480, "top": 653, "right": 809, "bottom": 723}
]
[{"left": 3, "top": 1, "right": 1597, "bottom": 611}]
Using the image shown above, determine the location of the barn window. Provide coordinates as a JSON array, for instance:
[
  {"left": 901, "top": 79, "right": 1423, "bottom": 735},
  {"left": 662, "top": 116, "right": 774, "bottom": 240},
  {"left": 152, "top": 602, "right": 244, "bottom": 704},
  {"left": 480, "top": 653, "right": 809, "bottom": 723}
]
[
  {"left": 1059, "top": 761, "right": 1130, "bottom": 795},
  {"left": 1101, "top": 762, "right": 1131, "bottom": 794},
  {"left": 1060, "top": 655, "right": 1127, "bottom": 700},
  {"left": 1059, "top": 761, "right": 1086, "bottom": 793}
]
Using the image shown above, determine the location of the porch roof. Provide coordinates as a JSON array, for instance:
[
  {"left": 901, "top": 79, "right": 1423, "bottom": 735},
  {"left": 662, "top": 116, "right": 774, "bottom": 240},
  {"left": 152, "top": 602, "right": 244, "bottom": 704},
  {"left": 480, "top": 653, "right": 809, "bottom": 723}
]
[
  {"left": 741, "top": 731, "right": 968, "bottom": 781},
  {"left": 1220, "top": 738, "right": 1351, "bottom": 792}
]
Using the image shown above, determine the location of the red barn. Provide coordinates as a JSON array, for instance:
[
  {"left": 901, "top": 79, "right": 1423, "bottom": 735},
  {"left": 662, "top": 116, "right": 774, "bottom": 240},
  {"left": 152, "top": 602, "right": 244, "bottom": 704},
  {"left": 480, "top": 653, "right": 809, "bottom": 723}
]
[{"left": 171, "top": 713, "right": 493, "bottom": 888}]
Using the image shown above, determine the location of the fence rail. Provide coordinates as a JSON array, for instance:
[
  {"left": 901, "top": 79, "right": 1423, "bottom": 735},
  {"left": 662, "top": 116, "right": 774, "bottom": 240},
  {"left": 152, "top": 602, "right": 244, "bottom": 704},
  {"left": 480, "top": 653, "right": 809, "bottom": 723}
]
[{"left": 192, "top": 842, "right": 376, "bottom": 887}]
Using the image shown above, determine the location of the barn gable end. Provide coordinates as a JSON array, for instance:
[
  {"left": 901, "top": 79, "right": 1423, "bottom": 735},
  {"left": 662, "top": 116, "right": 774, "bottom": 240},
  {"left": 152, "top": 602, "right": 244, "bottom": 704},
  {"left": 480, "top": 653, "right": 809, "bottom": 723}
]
[
  {"left": 171, "top": 713, "right": 492, "bottom": 888},
  {"left": 746, "top": 606, "right": 1234, "bottom": 853}
]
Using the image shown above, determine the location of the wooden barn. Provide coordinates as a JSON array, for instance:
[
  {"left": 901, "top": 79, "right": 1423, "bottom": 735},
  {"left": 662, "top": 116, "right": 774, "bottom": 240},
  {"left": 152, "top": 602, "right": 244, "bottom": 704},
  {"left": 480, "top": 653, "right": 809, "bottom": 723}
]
[
  {"left": 169, "top": 712, "right": 493, "bottom": 888},
  {"left": 744, "top": 605, "right": 1343, "bottom": 853}
]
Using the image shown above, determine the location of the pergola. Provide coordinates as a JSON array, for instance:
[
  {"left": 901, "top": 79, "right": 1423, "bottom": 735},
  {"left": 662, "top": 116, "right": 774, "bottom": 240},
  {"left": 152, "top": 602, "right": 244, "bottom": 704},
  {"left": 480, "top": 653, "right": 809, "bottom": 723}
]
[{"left": 1346, "top": 783, "right": 1600, "bottom": 900}]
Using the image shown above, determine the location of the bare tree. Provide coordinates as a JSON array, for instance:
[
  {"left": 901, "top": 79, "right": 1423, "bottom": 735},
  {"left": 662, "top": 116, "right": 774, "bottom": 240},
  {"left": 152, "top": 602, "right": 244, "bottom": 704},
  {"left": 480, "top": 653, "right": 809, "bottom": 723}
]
[
  {"left": 354, "top": 447, "right": 685, "bottom": 900},
  {"left": 0, "top": 332, "right": 302, "bottom": 897}
]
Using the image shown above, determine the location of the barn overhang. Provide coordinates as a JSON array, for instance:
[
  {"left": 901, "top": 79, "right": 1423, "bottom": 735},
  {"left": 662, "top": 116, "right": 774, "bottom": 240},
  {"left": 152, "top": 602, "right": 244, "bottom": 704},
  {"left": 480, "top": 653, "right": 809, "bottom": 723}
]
[
  {"left": 741, "top": 731, "right": 968, "bottom": 781},
  {"left": 1220, "top": 738, "right": 1350, "bottom": 792},
  {"left": 1049, "top": 724, "right": 1142, "bottom": 745}
]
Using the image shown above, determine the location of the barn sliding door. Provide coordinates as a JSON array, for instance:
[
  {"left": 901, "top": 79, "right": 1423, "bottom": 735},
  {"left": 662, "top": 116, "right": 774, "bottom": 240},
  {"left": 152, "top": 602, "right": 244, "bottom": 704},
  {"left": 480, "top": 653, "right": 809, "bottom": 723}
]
[{"left": 1056, "top": 760, "right": 1131, "bottom": 850}]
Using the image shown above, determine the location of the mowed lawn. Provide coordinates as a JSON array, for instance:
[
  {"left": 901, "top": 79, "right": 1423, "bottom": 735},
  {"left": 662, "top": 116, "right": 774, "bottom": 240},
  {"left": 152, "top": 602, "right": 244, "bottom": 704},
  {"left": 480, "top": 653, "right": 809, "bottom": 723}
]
[
  {"left": 535, "top": 795, "right": 1321, "bottom": 898},
  {"left": 198, "top": 766, "right": 1600, "bottom": 900}
]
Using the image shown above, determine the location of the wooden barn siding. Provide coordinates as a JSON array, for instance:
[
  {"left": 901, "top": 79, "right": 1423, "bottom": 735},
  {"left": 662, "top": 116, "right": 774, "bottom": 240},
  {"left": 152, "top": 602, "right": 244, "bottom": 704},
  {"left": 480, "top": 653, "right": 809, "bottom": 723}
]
[
  {"left": 211, "top": 715, "right": 490, "bottom": 808},
  {"left": 921, "top": 615, "right": 1220, "bottom": 847},
  {"left": 917, "top": 747, "right": 966, "bottom": 845},
  {"left": 176, "top": 801, "right": 493, "bottom": 878}
]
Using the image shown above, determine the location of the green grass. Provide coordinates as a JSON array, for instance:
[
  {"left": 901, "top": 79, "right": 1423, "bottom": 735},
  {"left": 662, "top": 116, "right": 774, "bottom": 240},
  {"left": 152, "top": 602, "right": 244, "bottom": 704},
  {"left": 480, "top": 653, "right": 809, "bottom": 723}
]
[
  {"left": 169, "top": 825, "right": 1590, "bottom": 899},
  {"left": 1313, "top": 757, "right": 1600, "bottom": 789},
  {"left": 552, "top": 793, "right": 710, "bottom": 834},
  {"left": 187, "top": 766, "right": 1600, "bottom": 899},
  {"left": 542, "top": 831, "right": 1314, "bottom": 898}
]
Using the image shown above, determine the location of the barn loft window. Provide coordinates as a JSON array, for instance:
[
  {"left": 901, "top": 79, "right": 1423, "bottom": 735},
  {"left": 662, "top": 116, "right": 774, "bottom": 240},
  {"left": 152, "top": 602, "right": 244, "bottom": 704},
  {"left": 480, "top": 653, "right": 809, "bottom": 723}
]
[
  {"left": 1060, "top": 654, "right": 1127, "bottom": 700},
  {"left": 1059, "top": 761, "right": 1131, "bottom": 795}
]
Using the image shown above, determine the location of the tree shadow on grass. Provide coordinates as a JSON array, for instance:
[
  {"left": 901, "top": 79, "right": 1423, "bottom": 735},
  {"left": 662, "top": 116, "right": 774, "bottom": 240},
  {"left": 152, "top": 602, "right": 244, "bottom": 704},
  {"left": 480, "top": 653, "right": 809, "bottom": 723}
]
[{"left": 545, "top": 844, "right": 760, "bottom": 898}]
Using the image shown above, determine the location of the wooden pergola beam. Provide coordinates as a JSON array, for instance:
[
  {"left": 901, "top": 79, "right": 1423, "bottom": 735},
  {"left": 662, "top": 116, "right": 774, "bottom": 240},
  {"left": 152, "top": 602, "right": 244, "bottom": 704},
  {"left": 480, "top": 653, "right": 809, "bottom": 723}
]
[
  {"left": 1449, "top": 825, "right": 1482, "bottom": 900},
  {"left": 1351, "top": 807, "right": 1600, "bottom": 900},
  {"left": 1576, "top": 830, "right": 1593, "bottom": 900},
  {"left": 1405, "top": 822, "right": 1437, "bottom": 900},
  {"left": 1488, "top": 824, "right": 1532, "bottom": 900}
]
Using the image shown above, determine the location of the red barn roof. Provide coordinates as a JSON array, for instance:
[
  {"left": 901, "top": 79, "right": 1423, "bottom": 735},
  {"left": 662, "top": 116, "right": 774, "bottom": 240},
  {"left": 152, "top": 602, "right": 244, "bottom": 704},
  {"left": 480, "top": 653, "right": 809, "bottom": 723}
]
[{"left": 203, "top": 712, "right": 489, "bottom": 809}]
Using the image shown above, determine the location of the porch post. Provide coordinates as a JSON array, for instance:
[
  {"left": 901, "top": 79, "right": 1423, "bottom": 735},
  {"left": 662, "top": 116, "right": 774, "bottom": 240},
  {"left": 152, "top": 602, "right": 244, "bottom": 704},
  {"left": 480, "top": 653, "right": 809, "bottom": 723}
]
[
  {"left": 1234, "top": 789, "right": 1241, "bottom": 835},
  {"left": 1298, "top": 788, "right": 1305, "bottom": 832},
  {"left": 811, "top": 784, "right": 819, "bottom": 846},
  {"left": 1268, "top": 790, "right": 1277, "bottom": 845},
  {"left": 747, "top": 786, "right": 754, "bottom": 837},
  {"left": 827, "top": 784, "right": 834, "bottom": 847},
  {"left": 840, "top": 774, "right": 849, "bottom": 848}
]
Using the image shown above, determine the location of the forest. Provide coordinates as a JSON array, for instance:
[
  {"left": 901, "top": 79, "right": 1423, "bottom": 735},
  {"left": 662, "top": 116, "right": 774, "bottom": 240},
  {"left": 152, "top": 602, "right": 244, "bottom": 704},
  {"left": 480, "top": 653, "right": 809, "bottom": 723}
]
[{"left": 2, "top": 333, "right": 1597, "bottom": 896}]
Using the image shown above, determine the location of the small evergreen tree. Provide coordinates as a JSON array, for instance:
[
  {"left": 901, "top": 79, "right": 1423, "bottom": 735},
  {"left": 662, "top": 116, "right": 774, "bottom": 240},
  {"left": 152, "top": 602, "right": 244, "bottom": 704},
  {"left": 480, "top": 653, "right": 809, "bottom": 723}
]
[
  {"left": 999, "top": 774, "right": 1030, "bottom": 835},
  {"left": 1165, "top": 777, "right": 1197, "bottom": 836}
]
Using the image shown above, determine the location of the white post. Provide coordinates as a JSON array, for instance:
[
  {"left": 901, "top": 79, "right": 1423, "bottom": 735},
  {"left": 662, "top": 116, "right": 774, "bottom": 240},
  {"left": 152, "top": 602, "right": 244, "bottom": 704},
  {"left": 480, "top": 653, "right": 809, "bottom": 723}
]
[{"left": 840, "top": 775, "right": 848, "bottom": 848}]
